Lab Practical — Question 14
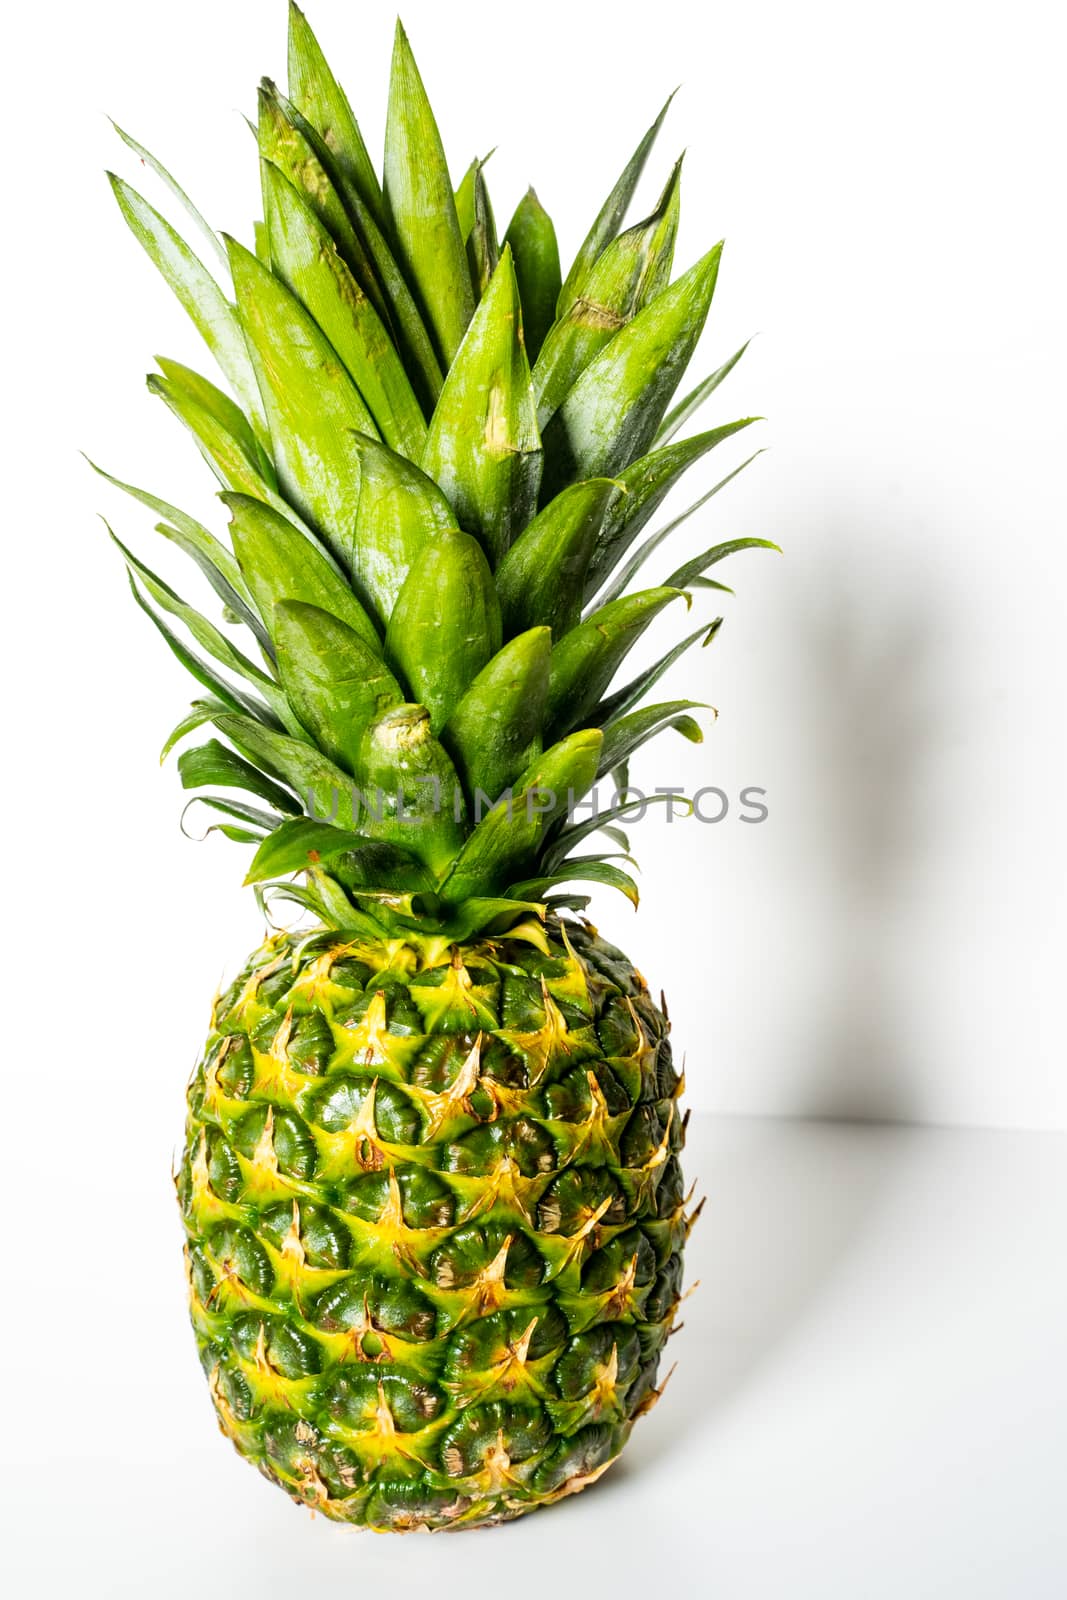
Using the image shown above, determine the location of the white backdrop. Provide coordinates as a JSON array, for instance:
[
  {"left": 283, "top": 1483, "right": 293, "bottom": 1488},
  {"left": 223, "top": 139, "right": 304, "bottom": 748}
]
[{"left": 6, "top": 0, "right": 1064, "bottom": 1131}]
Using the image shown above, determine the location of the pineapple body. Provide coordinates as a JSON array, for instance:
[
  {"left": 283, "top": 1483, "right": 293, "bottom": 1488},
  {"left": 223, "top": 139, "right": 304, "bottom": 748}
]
[{"left": 180, "top": 917, "right": 686, "bottom": 1530}]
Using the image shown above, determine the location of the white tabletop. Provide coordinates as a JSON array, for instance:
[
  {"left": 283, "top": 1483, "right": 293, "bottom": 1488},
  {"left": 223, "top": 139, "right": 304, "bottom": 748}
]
[{"left": 12, "top": 1117, "right": 1065, "bottom": 1598}]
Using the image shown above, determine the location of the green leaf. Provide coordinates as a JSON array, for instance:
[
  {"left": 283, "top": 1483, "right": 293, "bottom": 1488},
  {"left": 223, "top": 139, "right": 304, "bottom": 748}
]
[
  {"left": 504, "top": 188, "right": 561, "bottom": 364},
  {"left": 544, "top": 587, "right": 687, "bottom": 738},
  {"left": 258, "top": 82, "right": 391, "bottom": 328},
  {"left": 85, "top": 457, "right": 269, "bottom": 651},
  {"left": 440, "top": 728, "right": 604, "bottom": 905},
  {"left": 178, "top": 738, "right": 301, "bottom": 814},
  {"left": 123, "top": 570, "right": 274, "bottom": 722},
  {"left": 455, "top": 157, "right": 478, "bottom": 238},
  {"left": 274, "top": 600, "right": 402, "bottom": 773},
  {"left": 109, "top": 527, "right": 291, "bottom": 721},
  {"left": 655, "top": 339, "right": 752, "bottom": 445},
  {"left": 110, "top": 121, "right": 229, "bottom": 273},
  {"left": 465, "top": 160, "right": 499, "bottom": 300},
  {"left": 595, "top": 619, "right": 722, "bottom": 726},
  {"left": 341, "top": 434, "right": 458, "bottom": 626},
  {"left": 383, "top": 20, "right": 474, "bottom": 367},
  {"left": 263, "top": 70, "right": 445, "bottom": 411},
  {"left": 422, "top": 247, "right": 542, "bottom": 567},
  {"left": 508, "top": 858, "right": 639, "bottom": 908},
  {"left": 224, "top": 493, "right": 380, "bottom": 653},
  {"left": 213, "top": 712, "right": 360, "bottom": 827},
  {"left": 225, "top": 234, "right": 377, "bottom": 558},
  {"left": 261, "top": 163, "right": 426, "bottom": 462},
  {"left": 558, "top": 92, "right": 675, "bottom": 316},
  {"left": 154, "top": 357, "right": 267, "bottom": 474},
  {"left": 443, "top": 627, "right": 551, "bottom": 803},
  {"left": 541, "top": 244, "right": 724, "bottom": 498},
  {"left": 181, "top": 791, "right": 282, "bottom": 843},
  {"left": 160, "top": 699, "right": 226, "bottom": 763},
  {"left": 146, "top": 372, "right": 269, "bottom": 498},
  {"left": 665, "top": 535, "right": 782, "bottom": 590},
  {"left": 355, "top": 705, "right": 466, "bottom": 876},
  {"left": 286, "top": 3, "right": 385, "bottom": 227},
  {"left": 329, "top": 839, "right": 436, "bottom": 897},
  {"left": 543, "top": 790, "right": 677, "bottom": 867},
  {"left": 385, "top": 529, "right": 500, "bottom": 730},
  {"left": 585, "top": 417, "right": 761, "bottom": 596},
  {"left": 596, "top": 700, "right": 706, "bottom": 778},
  {"left": 108, "top": 174, "right": 266, "bottom": 439},
  {"left": 244, "top": 815, "right": 374, "bottom": 884},
  {"left": 595, "top": 452, "right": 764, "bottom": 605},
  {"left": 495, "top": 478, "right": 619, "bottom": 639},
  {"left": 533, "top": 157, "right": 682, "bottom": 428}
]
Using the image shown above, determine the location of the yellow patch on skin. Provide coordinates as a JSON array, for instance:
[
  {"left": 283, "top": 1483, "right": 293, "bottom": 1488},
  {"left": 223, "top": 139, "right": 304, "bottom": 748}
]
[
  {"left": 477, "top": 1430, "right": 520, "bottom": 1495},
  {"left": 548, "top": 1193, "right": 614, "bottom": 1276},
  {"left": 483, "top": 382, "right": 512, "bottom": 454},
  {"left": 189, "top": 1129, "right": 228, "bottom": 1221},
  {"left": 288, "top": 944, "right": 356, "bottom": 1011},
  {"left": 228, "top": 951, "right": 286, "bottom": 1023},
  {"left": 407, "top": 1035, "right": 482, "bottom": 1137},
  {"left": 497, "top": 979, "right": 573, "bottom": 1085},
  {"left": 460, "top": 1155, "right": 542, "bottom": 1228},
  {"left": 341, "top": 990, "right": 392, "bottom": 1067},
  {"left": 600, "top": 1252, "right": 640, "bottom": 1321},
  {"left": 466, "top": 1235, "right": 512, "bottom": 1316},
  {"left": 589, "top": 1343, "right": 620, "bottom": 1415}
]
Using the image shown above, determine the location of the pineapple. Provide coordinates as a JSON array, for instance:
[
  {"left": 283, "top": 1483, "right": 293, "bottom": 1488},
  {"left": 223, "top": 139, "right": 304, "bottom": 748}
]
[{"left": 98, "top": 4, "right": 774, "bottom": 1531}]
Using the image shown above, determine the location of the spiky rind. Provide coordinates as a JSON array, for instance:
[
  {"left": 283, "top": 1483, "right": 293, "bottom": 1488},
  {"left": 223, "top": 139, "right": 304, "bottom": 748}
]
[{"left": 179, "top": 917, "right": 689, "bottom": 1530}]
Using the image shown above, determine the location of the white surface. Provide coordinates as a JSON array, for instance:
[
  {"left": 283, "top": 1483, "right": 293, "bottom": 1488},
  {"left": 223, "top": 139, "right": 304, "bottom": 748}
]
[
  {"left": 8, "top": 1116, "right": 1065, "bottom": 1598},
  {"left": 1, "top": 0, "right": 1063, "bottom": 1204}
]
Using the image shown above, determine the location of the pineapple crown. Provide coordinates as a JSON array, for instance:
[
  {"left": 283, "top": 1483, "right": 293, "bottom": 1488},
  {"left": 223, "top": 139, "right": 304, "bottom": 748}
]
[{"left": 95, "top": 3, "right": 775, "bottom": 940}]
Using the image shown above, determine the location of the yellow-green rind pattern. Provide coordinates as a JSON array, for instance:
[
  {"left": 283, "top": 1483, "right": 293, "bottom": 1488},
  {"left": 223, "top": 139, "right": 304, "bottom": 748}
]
[{"left": 178, "top": 916, "right": 689, "bottom": 1530}]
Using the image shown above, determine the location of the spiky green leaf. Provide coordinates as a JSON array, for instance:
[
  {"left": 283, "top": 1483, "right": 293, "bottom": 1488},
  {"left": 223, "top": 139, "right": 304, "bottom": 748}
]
[
  {"left": 275, "top": 601, "right": 402, "bottom": 773},
  {"left": 355, "top": 705, "right": 466, "bottom": 875},
  {"left": 558, "top": 93, "right": 674, "bottom": 315},
  {"left": 439, "top": 729, "right": 603, "bottom": 905},
  {"left": 261, "top": 162, "right": 426, "bottom": 460},
  {"left": 108, "top": 174, "right": 265, "bottom": 438},
  {"left": 385, "top": 530, "right": 500, "bottom": 730},
  {"left": 541, "top": 244, "right": 723, "bottom": 497},
  {"left": 342, "top": 434, "right": 458, "bottom": 626},
  {"left": 213, "top": 711, "right": 359, "bottom": 827},
  {"left": 545, "top": 587, "right": 687, "bottom": 738},
  {"left": 110, "top": 122, "right": 229, "bottom": 272},
  {"left": 443, "top": 627, "right": 551, "bottom": 803},
  {"left": 655, "top": 338, "right": 752, "bottom": 445},
  {"left": 422, "top": 247, "right": 541, "bottom": 566},
  {"left": 495, "top": 478, "right": 619, "bottom": 639},
  {"left": 596, "top": 452, "right": 763, "bottom": 605},
  {"left": 178, "top": 738, "right": 301, "bottom": 815},
  {"left": 665, "top": 535, "right": 782, "bottom": 590},
  {"left": 224, "top": 493, "right": 380, "bottom": 652},
  {"left": 596, "top": 700, "right": 706, "bottom": 778},
  {"left": 533, "top": 158, "right": 682, "bottom": 428},
  {"left": 244, "top": 815, "right": 374, "bottom": 884},
  {"left": 504, "top": 189, "right": 561, "bottom": 364},
  {"left": 585, "top": 417, "right": 760, "bottom": 595},
  {"left": 225, "top": 235, "right": 377, "bottom": 556},
  {"left": 286, "top": 3, "right": 385, "bottom": 226},
  {"left": 383, "top": 21, "right": 474, "bottom": 366}
]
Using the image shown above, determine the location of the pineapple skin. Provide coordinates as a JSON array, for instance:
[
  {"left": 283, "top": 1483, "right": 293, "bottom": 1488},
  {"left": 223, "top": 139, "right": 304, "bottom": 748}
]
[{"left": 179, "top": 916, "right": 688, "bottom": 1530}]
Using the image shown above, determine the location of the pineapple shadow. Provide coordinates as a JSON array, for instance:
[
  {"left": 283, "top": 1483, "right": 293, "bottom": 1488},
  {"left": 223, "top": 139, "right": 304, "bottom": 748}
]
[{"left": 611, "top": 566, "right": 945, "bottom": 1469}]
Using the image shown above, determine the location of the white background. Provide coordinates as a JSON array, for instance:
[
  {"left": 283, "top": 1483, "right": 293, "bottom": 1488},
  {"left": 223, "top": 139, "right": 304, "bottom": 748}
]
[
  {"left": 5, "top": 0, "right": 1064, "bottom": 1130},
  {"left": 3, "top": 2, "right": 1066, "bottom": 1595}
]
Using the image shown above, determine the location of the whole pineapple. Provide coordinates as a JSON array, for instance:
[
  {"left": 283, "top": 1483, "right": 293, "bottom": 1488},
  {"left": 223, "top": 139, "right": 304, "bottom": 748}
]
[{"left": 99, "top": 4, "right": 772, "bottom": 1531}]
